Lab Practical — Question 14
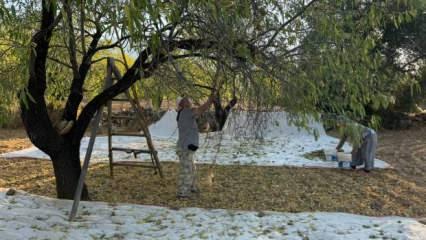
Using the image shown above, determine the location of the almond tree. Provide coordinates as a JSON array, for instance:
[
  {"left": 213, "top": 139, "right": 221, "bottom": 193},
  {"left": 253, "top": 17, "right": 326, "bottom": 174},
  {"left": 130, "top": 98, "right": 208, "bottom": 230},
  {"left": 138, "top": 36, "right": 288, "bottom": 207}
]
[{"left": 0, "top": 0, "right": 418, "bottom": 199}]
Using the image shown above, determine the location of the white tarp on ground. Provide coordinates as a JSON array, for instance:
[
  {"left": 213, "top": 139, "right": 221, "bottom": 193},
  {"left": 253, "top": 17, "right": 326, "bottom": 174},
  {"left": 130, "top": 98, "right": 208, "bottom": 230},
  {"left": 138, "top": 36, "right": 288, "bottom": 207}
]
[
  {"left": 0, "top": 189, "right": 424, "bottom": 240},
  {"left": 0, "top": 111, "right": 390, "bottom": 169}
]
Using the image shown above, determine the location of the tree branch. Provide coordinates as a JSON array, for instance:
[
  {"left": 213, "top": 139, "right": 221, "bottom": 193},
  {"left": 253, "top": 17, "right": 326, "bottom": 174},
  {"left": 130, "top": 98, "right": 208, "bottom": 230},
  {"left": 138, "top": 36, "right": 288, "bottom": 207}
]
[
  {"left": 263, "top": 0, "right": 319, "bottom": 49},
  {"left": 400, "top": 54, "right": 426, "bottom": 71},
  {"left": 61, "top": 0, "right": 79, "bottom": 78},
  {"left": 90, "top": 57, "right": 109, "bottom": 64},
  {"left": 94, "top": 36, "right": 130, "bottom": 52},
  {"left": 62, "top": 28, "right": 104, "bottom": 121},
  {"left": 47, "top": 56, "right": 73, "bottom": 68},
  {"left": 80, "top": 0, "right": 86, "bottom": 55},
  {"left": 22, "top": 0, "right": 63, "bottom": 154}
]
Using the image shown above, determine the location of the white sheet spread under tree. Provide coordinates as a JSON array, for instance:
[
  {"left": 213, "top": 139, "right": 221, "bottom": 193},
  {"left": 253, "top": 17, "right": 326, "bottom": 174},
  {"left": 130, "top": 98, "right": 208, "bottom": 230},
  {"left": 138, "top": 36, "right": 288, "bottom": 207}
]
[
  {"left": 0, "top": 189, "right": 424, "bottom": 239},
  {"left": 0, "top": 111, "right": 390, "bottom": 169}
]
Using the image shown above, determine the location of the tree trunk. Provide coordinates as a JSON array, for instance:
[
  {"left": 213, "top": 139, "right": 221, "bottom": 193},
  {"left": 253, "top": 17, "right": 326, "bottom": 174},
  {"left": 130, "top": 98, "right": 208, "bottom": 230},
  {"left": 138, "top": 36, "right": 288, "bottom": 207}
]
[{"left": 50, "top": 144, "right": 89, "bottom": 200}]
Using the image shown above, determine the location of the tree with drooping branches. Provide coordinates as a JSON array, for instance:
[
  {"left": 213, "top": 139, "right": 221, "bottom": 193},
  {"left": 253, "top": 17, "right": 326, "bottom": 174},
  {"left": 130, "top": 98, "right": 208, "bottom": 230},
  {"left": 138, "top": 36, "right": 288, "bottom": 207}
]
[{"left": 0, "top": 0, "right": 422, "bottom": 199}]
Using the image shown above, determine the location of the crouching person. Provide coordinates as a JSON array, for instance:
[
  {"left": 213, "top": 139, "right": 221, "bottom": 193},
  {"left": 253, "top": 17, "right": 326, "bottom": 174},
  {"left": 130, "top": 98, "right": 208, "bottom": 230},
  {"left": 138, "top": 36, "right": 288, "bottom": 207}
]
[
  {"left": 336, "top": 125, "right": 378, "bottom": 172},
  {"left": 176, "top": 95, "right": 214, "bottom": 199}
]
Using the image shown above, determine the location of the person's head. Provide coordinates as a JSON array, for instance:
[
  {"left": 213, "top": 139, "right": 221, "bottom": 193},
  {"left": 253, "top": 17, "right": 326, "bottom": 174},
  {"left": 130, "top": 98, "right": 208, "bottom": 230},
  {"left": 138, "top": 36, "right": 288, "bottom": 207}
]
[
  {"left": 336, "top": 121, "right": 346, "bottom": 129},
  {"left": 177, "top": 97, "right": 192, "bottom": 110},
  {"left": 334, "top": 116, "right": 349, "bottom": 129}
]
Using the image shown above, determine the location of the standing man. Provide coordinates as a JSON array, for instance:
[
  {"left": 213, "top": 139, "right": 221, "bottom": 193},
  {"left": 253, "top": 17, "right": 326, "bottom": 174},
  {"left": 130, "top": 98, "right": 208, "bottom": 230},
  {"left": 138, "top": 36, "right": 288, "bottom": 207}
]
[
  {"left": 336, "top": 124, "right": 378, "bottom": 172},
  {"left": 176, "top": 94, "right": 215, "bottom": 199}
]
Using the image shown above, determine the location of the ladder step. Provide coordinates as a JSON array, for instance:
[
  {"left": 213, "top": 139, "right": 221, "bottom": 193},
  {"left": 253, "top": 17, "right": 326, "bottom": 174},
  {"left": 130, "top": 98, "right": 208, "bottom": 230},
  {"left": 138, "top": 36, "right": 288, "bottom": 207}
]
[
  {"left": 111, "top": 147, "right": 155, "bottom": 155},
  {"left": 112, "top": 161, "right": 157, "bottom": 168},
  {"left": 111, "top": 132, "right": 146, "bottom": 137},
  {"left": 112, "top": 98, "right": 129, "bottom": 102},
  {"left": 110, "top": 115, "right": 135, "bottom": 120}
]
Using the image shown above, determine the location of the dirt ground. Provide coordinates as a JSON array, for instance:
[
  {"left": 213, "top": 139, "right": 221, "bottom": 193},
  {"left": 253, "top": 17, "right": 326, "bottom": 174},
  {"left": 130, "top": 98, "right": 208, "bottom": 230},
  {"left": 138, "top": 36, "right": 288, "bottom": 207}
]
[
  {"left": 0, "top": 129, "right": 32, "bottom": 153},
  {"left": 0, "top": 126, "right": 425, "bottom": 218},
  {"left": 377, "top": 126, "right": 426, "bottom": 188}
]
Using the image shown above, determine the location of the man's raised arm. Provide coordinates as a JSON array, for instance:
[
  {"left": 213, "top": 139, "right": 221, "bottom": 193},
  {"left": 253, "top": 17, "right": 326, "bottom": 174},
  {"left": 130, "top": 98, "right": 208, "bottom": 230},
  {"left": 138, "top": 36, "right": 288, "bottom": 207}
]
[{"left": 194, "top": 92, "right": 216, "bottom": 117}]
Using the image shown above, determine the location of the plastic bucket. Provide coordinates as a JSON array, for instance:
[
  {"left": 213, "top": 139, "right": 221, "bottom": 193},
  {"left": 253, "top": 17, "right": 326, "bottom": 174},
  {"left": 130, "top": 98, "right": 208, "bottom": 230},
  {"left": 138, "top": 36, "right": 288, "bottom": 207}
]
[
  {"left": 324, "top": 149, "right": 337, "bottom": 161},
  {"left": 338, "top": 161, "right": 352, "bottom": 169},
  {"left": 337, "top": 152, "right": 352, "bottom": 162}
]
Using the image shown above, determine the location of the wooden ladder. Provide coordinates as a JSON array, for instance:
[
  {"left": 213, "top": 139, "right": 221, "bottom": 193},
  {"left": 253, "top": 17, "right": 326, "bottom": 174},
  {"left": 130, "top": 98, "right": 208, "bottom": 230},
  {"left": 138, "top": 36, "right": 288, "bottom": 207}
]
[
  {"left": 69, "top": 57, "right": 163, "bottom": 221},
  {"left": 105, "top": 58, "right": 163, "bottom": 178}
]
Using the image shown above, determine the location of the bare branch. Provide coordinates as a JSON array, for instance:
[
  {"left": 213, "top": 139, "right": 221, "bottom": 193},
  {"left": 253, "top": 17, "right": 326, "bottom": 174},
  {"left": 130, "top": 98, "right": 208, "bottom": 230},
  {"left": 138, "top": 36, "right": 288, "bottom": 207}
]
[
  {"left": 400, "top": 54, "right": 426, "bottom": 71},
  {"left": 50, "top": 44, "right": 84, "bottom": 54},
  {"left": 94, "top": 36, "right": 130, "bottom": 52},
  {"left": 80, "top": 0, "right": 86, "bottom": 55},
  {"left": 90, "top": 57, "right": 109, "bottom": 64},
  {"left": 62, "top": 28, "right": 104, "bottom": 121},
  {"left": 47, "top": 56, "right": 73, "bottom": 68},
  {"left": 60, "top": 0, "right": 80, "bottom": 78},
  {"left": 263, "top": 0, "right": 319, "bottom": 49}
]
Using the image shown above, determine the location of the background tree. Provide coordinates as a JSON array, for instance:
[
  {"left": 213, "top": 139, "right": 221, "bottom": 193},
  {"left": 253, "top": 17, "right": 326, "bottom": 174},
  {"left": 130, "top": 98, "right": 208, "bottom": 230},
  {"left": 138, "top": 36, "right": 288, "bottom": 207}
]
[
  {"left": 378, "top": 0, "right": 425, "bottom": 112},
  {"left": 296, "top": 0, "right": 425, "bottom": 128}
]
